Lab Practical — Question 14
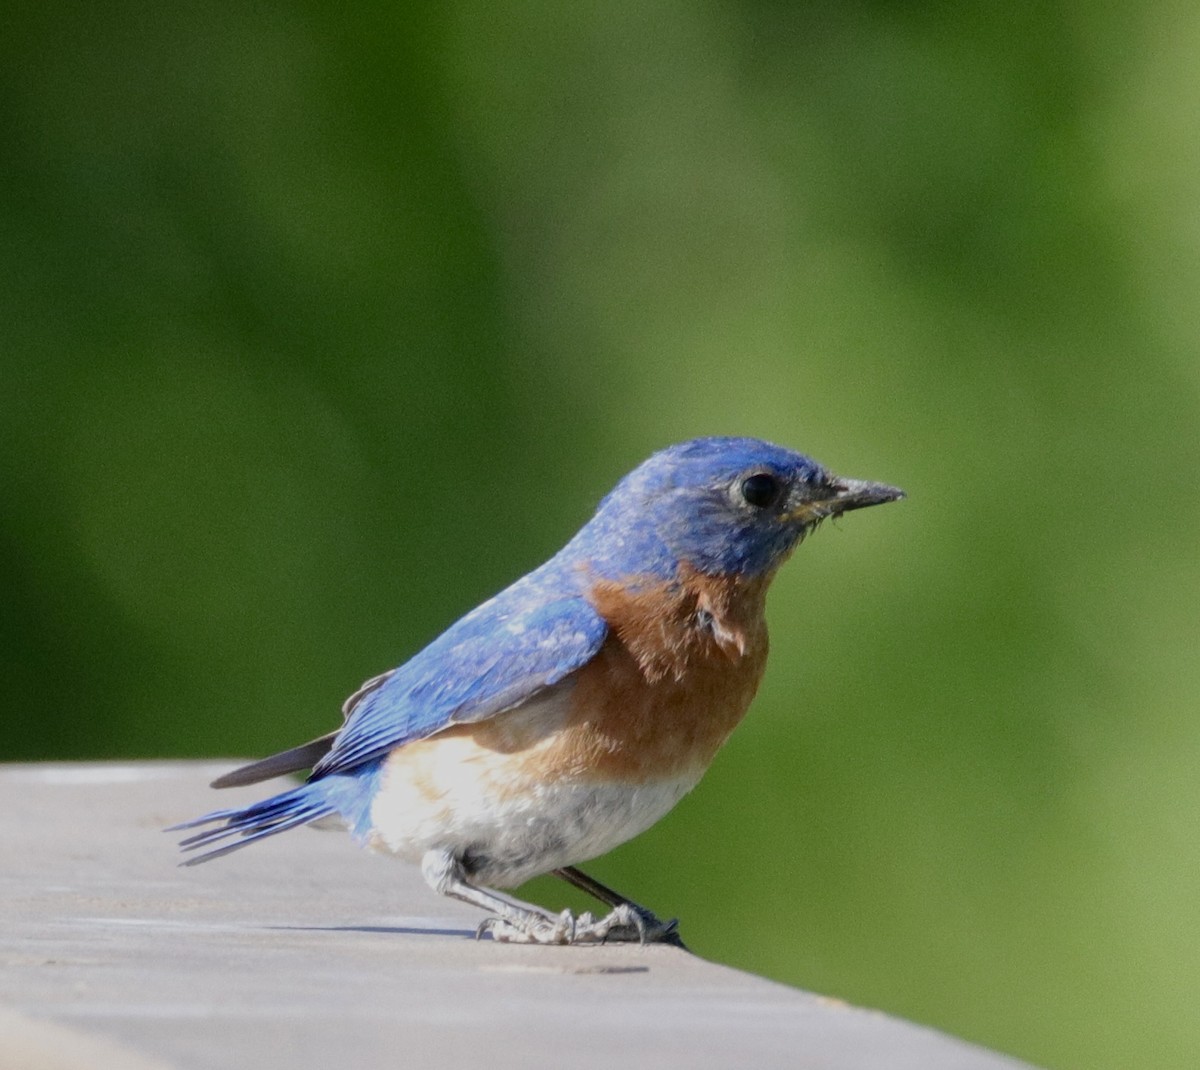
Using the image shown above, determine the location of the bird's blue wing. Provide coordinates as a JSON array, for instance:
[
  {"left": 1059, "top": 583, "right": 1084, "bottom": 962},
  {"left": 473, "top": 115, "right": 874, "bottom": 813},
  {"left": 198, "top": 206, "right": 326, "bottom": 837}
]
[{"left": 311, "top": 586, "right": 608, "bottom": 778}]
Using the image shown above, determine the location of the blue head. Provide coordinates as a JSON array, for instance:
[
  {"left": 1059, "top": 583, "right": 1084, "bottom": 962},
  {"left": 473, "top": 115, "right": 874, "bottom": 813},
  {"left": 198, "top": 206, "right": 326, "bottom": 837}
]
[{"left": 568, "top": 436, "right": 903, "bottom": 580}]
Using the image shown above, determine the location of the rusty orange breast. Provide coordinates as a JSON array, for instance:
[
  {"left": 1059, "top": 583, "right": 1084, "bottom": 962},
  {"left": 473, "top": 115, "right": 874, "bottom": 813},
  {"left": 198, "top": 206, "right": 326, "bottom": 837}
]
[{"left": 525, "top": 566, "right": 772, "bottom": 783}]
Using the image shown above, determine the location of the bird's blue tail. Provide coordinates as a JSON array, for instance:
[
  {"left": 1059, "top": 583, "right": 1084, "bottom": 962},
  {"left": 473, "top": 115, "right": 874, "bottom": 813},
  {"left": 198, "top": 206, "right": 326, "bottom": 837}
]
[
  {"left": 169, "top": 762, "right": 384, "bottom": 864},
  {"left": 168, "top": 781, "right": 337, "bottom": 864}
]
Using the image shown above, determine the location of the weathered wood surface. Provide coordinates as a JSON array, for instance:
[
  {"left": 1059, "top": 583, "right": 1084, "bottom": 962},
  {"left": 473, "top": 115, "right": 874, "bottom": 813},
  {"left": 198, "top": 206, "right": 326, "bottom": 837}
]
[{"left": 0, "top": 763, "right": 1036, "bottom": 1070}]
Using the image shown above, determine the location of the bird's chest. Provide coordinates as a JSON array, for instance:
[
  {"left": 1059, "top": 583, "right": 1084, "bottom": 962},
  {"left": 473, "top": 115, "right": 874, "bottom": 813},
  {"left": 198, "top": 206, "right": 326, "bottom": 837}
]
[{"left": 534, "top": 569, "right": 772, "bottom": 783}]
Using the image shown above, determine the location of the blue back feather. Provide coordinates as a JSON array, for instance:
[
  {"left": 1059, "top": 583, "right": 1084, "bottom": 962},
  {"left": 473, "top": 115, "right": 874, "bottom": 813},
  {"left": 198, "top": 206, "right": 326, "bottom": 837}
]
[{"left": 311, "top": 581, "right": 607, "bottom": 777}]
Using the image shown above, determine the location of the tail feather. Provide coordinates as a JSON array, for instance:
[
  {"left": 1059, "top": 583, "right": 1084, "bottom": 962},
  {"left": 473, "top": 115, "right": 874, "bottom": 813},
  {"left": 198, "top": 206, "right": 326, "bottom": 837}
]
[
  {"left": 169, "top": 761, "right": 383, "bottom": 864},
  {"left": 167, "top": 783, "right": 335, "bottom": 865},
  {"left": 208, "top": 734, "right": 337, "bottom": 789}
]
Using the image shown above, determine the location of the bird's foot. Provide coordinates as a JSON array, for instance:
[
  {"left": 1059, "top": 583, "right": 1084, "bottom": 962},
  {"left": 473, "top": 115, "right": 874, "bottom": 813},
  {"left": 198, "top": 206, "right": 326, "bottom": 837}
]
[
  {"left": 584, "top": 903, "right": 686, "bottom": 947},
  {"left": 478, "top": 904, "right": 685, "bottom": 948},
  {"left": 477, "top": 908, "right": 578, "bottom": 945}
]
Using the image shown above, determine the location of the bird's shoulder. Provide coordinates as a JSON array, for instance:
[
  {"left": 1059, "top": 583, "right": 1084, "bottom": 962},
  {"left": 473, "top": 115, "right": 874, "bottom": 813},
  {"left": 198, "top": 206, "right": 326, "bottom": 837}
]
[{"left": 312, "top": 565, "right": 608, "bottom": 776}]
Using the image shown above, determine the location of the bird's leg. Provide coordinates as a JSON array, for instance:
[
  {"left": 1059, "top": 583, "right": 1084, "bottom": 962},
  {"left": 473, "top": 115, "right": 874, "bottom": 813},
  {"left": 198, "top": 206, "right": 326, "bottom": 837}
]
[
  {"left": 552, "top": 865, "right": 687, "bottom": 949},
  {"left": 422, "top": 850, "right": 584, "bottom": 945},
  {"left": 421, "top": 852, "right": 685, "bottom": 947}
]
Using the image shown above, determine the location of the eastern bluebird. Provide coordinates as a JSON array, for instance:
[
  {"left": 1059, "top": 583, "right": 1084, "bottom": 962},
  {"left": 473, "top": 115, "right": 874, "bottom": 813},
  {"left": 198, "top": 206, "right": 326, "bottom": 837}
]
[{"left": 172, "top": 437, "right": 903, "bottom": 946}]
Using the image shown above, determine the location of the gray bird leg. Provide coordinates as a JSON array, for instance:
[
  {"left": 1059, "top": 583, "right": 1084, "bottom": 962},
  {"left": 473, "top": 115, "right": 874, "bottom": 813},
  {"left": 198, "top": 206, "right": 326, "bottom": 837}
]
[
  {"left": 422, "top": 850, "right": 578, "bottom": 943},
  {"left": 421, "top": 851, "right": 685, "bottom": 946},
  {"left": 552, "top": 865, "right": 687, "bottom": 949}
]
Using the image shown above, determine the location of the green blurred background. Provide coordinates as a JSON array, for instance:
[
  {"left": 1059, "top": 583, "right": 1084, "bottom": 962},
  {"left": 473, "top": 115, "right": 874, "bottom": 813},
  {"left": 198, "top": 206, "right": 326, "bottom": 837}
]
[{"left": 4, "top": 3, "right": 1199, "bottom": 1067}]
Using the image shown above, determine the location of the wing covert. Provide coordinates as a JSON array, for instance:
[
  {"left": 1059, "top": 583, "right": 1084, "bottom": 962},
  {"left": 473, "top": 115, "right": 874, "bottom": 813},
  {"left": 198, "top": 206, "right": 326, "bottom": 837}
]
[{"left": 310, "top": 592, "right": 607, "bottom": 778}]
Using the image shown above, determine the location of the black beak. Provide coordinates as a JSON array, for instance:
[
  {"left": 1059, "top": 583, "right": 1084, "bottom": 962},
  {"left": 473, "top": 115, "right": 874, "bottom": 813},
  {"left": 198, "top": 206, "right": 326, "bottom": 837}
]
[
  {"left": 826, "top": 477, "right": 906, "bottom": 515},
  {"left": 784, "top": 476, "right": 905, "bottom": 525}
]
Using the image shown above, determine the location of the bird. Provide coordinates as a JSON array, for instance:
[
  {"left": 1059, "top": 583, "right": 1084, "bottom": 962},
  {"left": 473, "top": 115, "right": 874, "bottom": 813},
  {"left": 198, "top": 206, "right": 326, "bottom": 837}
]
[{"left": 171, "top": 436, "right": 903, "bottom": 946}]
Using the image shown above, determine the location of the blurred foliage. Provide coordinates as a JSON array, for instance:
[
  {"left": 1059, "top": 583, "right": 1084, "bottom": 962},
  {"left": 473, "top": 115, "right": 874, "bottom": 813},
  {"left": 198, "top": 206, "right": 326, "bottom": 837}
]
[{"left": 4, "top": 3, "right": 1200, "bottom": 1068}]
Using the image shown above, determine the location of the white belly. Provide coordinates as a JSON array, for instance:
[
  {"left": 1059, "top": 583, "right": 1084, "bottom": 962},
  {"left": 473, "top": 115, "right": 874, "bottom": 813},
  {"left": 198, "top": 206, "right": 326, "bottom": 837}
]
[{"left": 364, "top": 693, "right": 702, "bottom": 887}]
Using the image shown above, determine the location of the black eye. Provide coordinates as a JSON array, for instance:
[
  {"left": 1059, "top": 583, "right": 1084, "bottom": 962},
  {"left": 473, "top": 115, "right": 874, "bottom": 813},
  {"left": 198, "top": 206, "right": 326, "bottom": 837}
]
[{"left": 740, "top": 472, "right": 782, "bottom": 509}]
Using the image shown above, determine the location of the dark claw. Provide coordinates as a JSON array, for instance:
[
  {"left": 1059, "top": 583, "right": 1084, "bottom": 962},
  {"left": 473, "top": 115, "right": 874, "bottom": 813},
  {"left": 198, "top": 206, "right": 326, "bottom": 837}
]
[{"left": 659, "top": 919, "right": 688, "bottom": 952}]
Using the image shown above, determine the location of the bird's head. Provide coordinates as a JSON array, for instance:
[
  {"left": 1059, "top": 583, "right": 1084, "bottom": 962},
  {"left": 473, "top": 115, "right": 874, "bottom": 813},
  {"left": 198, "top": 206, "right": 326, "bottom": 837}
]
[{"left": 576, "top": 436, "right": 904, "bottom": 580}]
